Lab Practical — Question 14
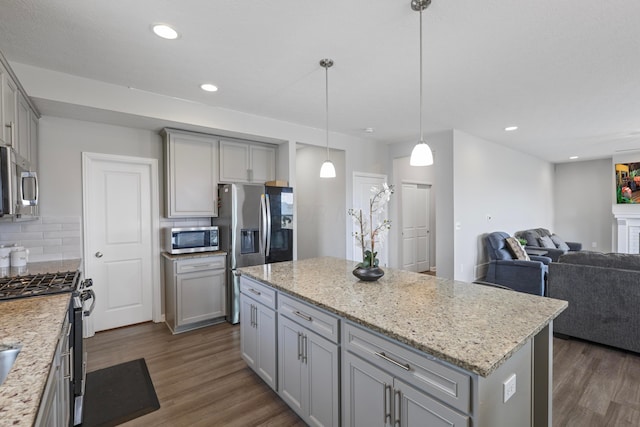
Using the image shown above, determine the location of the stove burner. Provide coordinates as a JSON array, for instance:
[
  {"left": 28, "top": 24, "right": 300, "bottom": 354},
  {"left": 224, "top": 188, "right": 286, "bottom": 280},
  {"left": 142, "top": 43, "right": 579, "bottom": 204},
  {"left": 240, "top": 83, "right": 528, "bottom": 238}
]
[{"left": 0, "top": 271, "right": 80, "bottom": 300}]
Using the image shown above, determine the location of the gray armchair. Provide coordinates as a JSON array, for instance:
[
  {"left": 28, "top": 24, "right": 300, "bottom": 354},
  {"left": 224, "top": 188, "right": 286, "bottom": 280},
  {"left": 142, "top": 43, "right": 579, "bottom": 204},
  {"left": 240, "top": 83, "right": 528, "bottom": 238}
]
[
  {"left": 484, "top": 231, "right": 551, "bottom": 296},
  {"left": 514, "top": 228, "right": 582, "bottom": 262}
]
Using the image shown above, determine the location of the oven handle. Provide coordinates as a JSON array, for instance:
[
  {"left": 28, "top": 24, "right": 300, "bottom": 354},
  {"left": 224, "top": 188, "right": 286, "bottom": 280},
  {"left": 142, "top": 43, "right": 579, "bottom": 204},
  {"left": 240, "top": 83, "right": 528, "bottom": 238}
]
[{"left": 83, "top": 289, "right": 96, "bottom": 316}]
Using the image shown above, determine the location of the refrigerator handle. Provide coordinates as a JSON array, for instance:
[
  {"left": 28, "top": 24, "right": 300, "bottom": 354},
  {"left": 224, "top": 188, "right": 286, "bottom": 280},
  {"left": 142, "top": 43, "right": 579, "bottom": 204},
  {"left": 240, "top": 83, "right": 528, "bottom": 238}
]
[
  {"left": 265, "top": 194, "right": 271, "bottom": 258},
  {"left": 259, "top": 194, "right": 267, "bottom": 255}
]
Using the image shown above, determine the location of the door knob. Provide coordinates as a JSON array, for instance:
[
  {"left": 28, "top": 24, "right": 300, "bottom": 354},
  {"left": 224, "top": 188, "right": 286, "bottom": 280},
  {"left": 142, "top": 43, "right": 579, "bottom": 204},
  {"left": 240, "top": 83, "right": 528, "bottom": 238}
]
[{"left": 95, "top": 252, "right": 103, "bottom": 258}]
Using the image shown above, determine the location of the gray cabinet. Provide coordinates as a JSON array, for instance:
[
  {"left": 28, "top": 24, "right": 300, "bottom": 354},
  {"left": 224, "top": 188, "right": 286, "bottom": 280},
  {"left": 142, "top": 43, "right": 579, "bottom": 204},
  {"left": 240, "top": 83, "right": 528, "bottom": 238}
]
[
  {"left": 35, "top": 316, "right": 71, "bottom": 427},
  {"left": 239, "top": 279, "right": 277, "bottom": 390},
  {"left": 164, "top": 254, "right": 226, "bottom": 333},
  {"left": 163, "top": 129, "right": 219, "bottom": 218},
  {"left": 219, "top": 140, "right": 276, "bottom": 184},
  {"left": 0, "top": 59, "right": 38, "bottom": 168},
  {"left": 278, "top": 298, "right": 340, "bottom": 427}
]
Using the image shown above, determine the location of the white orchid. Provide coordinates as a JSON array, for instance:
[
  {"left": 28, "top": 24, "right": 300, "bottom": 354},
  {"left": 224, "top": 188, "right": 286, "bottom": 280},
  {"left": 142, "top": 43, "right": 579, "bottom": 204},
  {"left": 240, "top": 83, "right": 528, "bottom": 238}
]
[{"left": 348, "top": 183, "right": 395, "bottom": 268}]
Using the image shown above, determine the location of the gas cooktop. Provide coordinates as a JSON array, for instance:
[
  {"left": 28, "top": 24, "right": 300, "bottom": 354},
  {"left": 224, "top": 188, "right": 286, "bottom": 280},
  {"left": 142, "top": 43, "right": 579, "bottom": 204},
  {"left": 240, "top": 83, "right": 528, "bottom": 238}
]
[{"left": 0, "top": 271, "right": 80, "bottom": 300}]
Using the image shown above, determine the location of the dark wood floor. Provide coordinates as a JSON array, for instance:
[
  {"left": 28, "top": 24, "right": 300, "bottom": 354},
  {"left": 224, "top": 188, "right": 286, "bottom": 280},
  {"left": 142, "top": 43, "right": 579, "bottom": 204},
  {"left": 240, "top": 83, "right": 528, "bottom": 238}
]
[{"left": 86, "top": 321, "right": 640, "bottom": 426}]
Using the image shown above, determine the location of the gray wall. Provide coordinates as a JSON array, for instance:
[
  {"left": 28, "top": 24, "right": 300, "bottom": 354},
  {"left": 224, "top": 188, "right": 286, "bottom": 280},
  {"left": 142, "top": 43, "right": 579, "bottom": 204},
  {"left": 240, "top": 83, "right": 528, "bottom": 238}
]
[
  {"left": 554, "top": 158, "right": 613, "bottom": 252},
  {"left": 295, "top": 145, "right": 346, "bottom": 260}
]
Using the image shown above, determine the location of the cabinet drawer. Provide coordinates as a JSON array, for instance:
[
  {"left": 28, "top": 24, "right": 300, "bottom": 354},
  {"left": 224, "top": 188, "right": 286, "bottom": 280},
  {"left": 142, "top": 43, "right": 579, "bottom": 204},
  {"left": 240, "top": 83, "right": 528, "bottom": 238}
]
[
  {"left": 278, "top": 293, "right": 339, "bottom": 343},
  {"left": 176, "top": 256, "right": 225, "bottom": 274},
  {"left": 343, "top": 322, "right": 471, "bottom": 414},
  {"left": 240, "top": 277, "right": 276, "bottom": 310}
]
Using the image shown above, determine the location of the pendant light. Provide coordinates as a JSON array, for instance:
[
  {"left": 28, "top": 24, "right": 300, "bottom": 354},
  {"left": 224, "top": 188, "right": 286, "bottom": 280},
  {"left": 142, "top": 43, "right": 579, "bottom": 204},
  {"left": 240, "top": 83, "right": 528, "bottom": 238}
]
[
  {"left": 409, "top": 0, "right": 434, "bottom": 166},
  {"left": 319, "top": 58, "right": 337, "bottom": 178}
]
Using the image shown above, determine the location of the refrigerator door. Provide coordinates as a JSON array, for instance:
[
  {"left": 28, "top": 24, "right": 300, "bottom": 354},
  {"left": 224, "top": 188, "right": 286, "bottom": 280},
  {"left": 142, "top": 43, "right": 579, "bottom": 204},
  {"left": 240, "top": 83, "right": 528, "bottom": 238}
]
[{"left": 265, "top": 186, "right": 293, "bottom": 263}]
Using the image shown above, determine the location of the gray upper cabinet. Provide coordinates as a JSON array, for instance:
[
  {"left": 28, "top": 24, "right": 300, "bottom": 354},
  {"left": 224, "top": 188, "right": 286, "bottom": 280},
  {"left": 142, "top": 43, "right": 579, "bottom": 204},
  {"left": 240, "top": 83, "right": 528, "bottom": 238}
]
[
  {"left": 219, "top": 139, "right": 276, "bottom": 184},
  {"left": 0, "top": 55, "right": 39, "bottom": 168},
  {"left": 163, "top": 129, "right": 219, "bottom": 218}
]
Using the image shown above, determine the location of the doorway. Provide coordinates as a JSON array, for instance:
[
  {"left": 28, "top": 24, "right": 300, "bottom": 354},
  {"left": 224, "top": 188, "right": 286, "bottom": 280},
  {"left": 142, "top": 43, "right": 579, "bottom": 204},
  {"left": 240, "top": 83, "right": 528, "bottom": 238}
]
[
  {"left": 82, "top": 153, "right": 160, "bottom": 335},
  {"left": 401, "top": 183, "right": 431, "bottom": 273}
]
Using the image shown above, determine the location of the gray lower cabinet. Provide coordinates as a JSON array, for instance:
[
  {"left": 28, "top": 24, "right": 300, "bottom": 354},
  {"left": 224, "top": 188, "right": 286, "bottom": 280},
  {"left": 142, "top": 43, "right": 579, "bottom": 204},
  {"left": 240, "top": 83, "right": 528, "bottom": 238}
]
[
  {"left": 343, "top": 351, "right": 469, "bottom": 427},
  {"left": 35, "top": 316, "right": 71, "bottom": 427},
  {"left": 164, "top": 255, "right": 226, "bottom": 334},
  {"left": 239, "top": 281, "right": 277, "bottom": 390},
  {"left": 278, "top": 314, "right": 339, "bottom": 427}
]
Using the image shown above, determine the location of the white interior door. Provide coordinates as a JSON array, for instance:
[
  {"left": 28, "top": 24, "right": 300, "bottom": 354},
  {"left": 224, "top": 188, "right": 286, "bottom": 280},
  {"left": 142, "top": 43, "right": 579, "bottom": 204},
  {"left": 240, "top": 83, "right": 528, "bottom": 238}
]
[
  {"left": 402, "top": 183, "right": 431, "bottom": 272},
  {"left": 352, "top": 172, "right": 388, "bottom": 267},
  {"left": 82, "top": 153, "right": 160, "bottom": 334}
]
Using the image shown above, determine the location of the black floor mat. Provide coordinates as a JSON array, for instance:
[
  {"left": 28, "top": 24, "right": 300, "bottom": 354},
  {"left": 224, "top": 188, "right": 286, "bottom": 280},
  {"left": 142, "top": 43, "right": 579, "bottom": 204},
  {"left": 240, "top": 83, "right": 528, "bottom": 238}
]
[{"left": 81, "top": 358, "right": 160, "bottom": 427}]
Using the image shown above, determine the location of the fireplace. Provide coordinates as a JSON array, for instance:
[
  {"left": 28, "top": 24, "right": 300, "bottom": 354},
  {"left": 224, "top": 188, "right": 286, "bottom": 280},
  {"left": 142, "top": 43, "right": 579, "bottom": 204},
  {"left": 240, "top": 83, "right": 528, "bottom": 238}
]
[{"left": 612, "top": 205, "right": 640, "bottom": 253}]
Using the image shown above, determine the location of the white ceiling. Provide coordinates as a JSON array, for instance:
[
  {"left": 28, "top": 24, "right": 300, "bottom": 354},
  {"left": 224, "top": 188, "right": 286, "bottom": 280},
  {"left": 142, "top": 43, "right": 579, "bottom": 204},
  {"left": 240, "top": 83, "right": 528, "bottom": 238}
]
[{"left": 1, "top": 0, "right": 640, "bottom": 163}]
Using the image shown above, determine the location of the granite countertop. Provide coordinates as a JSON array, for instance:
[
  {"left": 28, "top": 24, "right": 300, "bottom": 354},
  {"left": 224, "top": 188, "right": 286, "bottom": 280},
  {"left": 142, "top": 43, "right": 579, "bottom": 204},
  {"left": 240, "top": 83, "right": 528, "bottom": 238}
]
[
  {"left": 162, "top": 250, "right": 227, "bottom": 260},
  {"left": 239, "top": 256, "right": 568, "bottom": 377},
  {"left": 0, "top": 294, "right": 71, "bottom": 425}
]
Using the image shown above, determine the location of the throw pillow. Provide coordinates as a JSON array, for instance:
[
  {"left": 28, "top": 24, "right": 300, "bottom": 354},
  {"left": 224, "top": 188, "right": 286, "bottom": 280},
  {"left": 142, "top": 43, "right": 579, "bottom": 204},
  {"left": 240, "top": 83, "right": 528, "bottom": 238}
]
[
  {"left": 538, "top": 235, "right": 556, "bottom": 249},
  {"left": 505, "top": 237, "right": 531, "bottom": 261},
  {"left": 550, "top": 234, "right": 570, "bottom": 251}
]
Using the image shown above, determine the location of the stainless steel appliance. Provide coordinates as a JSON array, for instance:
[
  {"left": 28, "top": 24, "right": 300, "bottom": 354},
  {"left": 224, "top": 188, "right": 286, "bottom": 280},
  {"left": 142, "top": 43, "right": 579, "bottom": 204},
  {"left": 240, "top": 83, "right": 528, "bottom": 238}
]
[
  {"left": 165, "top": 226, "right": 219, "bottom": 254},
  {"left": 0, "top": 145, "right": 38, "bottom": 219},
  {"left": 0, "top": 271, "right": 95, "bottom": 426},
  {"left": 214, "top": 183, "right": 293, "bottom": 324}
]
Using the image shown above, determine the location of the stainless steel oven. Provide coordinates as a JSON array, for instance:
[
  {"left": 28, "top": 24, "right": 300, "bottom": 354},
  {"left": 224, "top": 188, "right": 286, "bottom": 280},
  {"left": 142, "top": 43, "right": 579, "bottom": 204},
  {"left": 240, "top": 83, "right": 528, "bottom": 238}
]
[{"left": 165, "top": 226, "right": 219, "bottom": 254}]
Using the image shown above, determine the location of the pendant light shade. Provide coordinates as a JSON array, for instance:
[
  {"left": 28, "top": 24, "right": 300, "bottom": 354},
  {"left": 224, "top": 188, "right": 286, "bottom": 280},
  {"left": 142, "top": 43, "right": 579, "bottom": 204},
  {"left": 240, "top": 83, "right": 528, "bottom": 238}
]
[
  {"left": 320, "top": 160, "right": 336, "bottom": 178},
  {"left": 410, "top": 0, "right": 434, "bottom": 167},
  {"left": 319, "top": 58, "right": 336, "bottom": 178}
]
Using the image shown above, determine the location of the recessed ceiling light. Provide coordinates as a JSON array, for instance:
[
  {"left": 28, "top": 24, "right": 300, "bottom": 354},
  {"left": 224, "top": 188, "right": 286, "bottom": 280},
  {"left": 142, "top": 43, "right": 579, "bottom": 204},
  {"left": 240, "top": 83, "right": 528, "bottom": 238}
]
[
  {"left": 152, "top": 24, "right": 179, "bottom": 40},
  {"left": 200, "top": 83, "right": 218, "bottom": 92},
  {"left": 364, "top": 128, "right": 375, "bottom": 133},
  {"left": 504, "top": 126, "right": 518, "bottom": 132},
  {"left": 569, "top": 156, "right": 579, "bottom": 160}
]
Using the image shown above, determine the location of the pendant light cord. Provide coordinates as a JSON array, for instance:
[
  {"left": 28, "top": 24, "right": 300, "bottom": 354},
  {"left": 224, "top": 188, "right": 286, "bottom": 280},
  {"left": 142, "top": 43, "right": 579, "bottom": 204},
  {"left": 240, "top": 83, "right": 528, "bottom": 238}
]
[
  {"left": 325, "top": 64, "right": 330, "bottom": 160},
  {"left": 419, "top": 7, "right": 424, "bottom": 143}
]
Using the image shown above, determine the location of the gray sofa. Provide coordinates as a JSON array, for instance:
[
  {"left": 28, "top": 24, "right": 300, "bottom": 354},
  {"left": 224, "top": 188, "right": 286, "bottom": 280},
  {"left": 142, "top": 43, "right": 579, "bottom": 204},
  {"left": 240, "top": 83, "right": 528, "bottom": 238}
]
[
  {"left": 548, "top": 251, "right": 640, "bottom": 353},
  {"left": 515, "top": 228, "right": 582, "bottom": 262}
]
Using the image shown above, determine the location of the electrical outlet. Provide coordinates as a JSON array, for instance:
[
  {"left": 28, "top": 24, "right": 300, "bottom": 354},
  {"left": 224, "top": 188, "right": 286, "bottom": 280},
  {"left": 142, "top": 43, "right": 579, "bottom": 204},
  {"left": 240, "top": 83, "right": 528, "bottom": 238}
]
[
  {"left": 592, "top": 242, "right": 597, "bottom": 248},
  {"left": 503, "top": 374, "right": 516, "bottom": 403}
]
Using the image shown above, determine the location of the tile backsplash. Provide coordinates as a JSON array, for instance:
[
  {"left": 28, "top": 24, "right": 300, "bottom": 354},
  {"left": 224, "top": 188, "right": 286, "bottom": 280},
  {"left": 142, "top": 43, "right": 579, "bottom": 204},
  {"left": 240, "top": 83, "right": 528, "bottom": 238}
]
[
  {"left": 0, "top": 216, "right": 213, "bottom": 263},
  {"left": 0, "top": 216, "right": 82, "bottom": 263}
]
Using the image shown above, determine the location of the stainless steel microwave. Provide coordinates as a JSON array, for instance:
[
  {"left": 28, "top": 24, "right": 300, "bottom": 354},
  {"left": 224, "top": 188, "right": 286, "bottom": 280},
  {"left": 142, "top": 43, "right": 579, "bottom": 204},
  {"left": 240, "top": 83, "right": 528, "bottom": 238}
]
[
  {"left": 0, "top": 145, "right": 38, "bottom": 219},
  {"left": 165, "top": 226, "right": 219, "bottom": 254}
]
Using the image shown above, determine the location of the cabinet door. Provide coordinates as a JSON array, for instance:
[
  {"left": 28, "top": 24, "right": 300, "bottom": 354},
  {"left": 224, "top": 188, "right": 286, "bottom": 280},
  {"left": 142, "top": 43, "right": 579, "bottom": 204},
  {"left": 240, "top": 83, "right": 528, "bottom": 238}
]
[
  {"left": 250, "top": 145, "right": 276, "bottom": 183},
  {"left": 343, "top": 351, "right": 394, "bottom": 427},
  {"left": 176, "top": 269, "right": 226, "bottom": 326},
  {"left": 396, "top": 378, "right": 469, "bottom": 427},
  {"left": 240, "top": 294, "right": 257, "bottom": 369},
  {"left": 256, "top": 303, "right": 277, "bottom": 390},
  {"left": 278, "top": 315, "right": 305, "bottom": 415},
  {"left": 29, "top": 110, "right": 38, "bottom": 171},
  {"left": 219, "top": 140, "right": 250, "bottom": 182},
  {"left": 306, "top": 329, "right": 340, "bottom": 427},
  {"left": 1, "top": 70, "right": 17, "bottom": 147},
  {"left": 16, "top": 92, "right": 30, "bottom": 161},
  {"left": 165, "top": 131, "right": 218, "bottom": 217}
]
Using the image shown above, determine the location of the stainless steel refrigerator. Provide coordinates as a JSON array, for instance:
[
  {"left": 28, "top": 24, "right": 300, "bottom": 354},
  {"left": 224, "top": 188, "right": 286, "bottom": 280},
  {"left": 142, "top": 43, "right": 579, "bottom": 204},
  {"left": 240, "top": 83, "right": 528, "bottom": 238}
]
[{"left": 214, "top": 183, "right": 293, "bottom": 324}]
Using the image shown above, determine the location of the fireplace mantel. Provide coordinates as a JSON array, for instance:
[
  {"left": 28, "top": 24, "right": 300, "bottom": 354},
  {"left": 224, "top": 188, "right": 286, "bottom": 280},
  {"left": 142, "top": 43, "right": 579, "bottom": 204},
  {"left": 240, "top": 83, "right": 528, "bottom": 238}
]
[{"left": 612, "top": 204, "right": 640, "bottom": 253}]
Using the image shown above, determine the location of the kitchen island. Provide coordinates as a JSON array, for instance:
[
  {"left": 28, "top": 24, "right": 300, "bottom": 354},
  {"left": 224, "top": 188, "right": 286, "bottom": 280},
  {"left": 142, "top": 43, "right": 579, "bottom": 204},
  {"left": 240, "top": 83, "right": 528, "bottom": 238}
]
[
  {"left": 239, "top": 256, "right": 568, "bottom": 427},
  {"left": 0, "top": 259, "right": 81, "bottom": 426}
]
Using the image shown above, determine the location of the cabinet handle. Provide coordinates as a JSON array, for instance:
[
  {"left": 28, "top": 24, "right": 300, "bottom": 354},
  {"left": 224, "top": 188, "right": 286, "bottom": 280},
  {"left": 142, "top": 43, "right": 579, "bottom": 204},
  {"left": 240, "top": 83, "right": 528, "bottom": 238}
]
[
  {"left": 302, "top": 334, "right": 308, "bottom": 364},
  {"left": 250, "top": 304, "right": 255, "bottom": 327},
  {"left": 294, "top": 310, "right": 312, "bottom": 322},
  {"left": 65, "top": 322, "right": 72, "bottom": 337},
  {"left": 374, "top": 352, "right": 411, "bottom": 371},
  {"left": 297, "top": 332, "right": 302, "bottom": 360},
  {"left": 394, "top": 390, "right": 402, "bottom": 426},
  {"left": 253, "top": 305, "right": 258, "bottom": 328},
  {"left": 383, "top": 383, "right": 392, "bottom": 424},
  {"left": 249, "top": 288, "right": 261, "bottom": 296}
]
